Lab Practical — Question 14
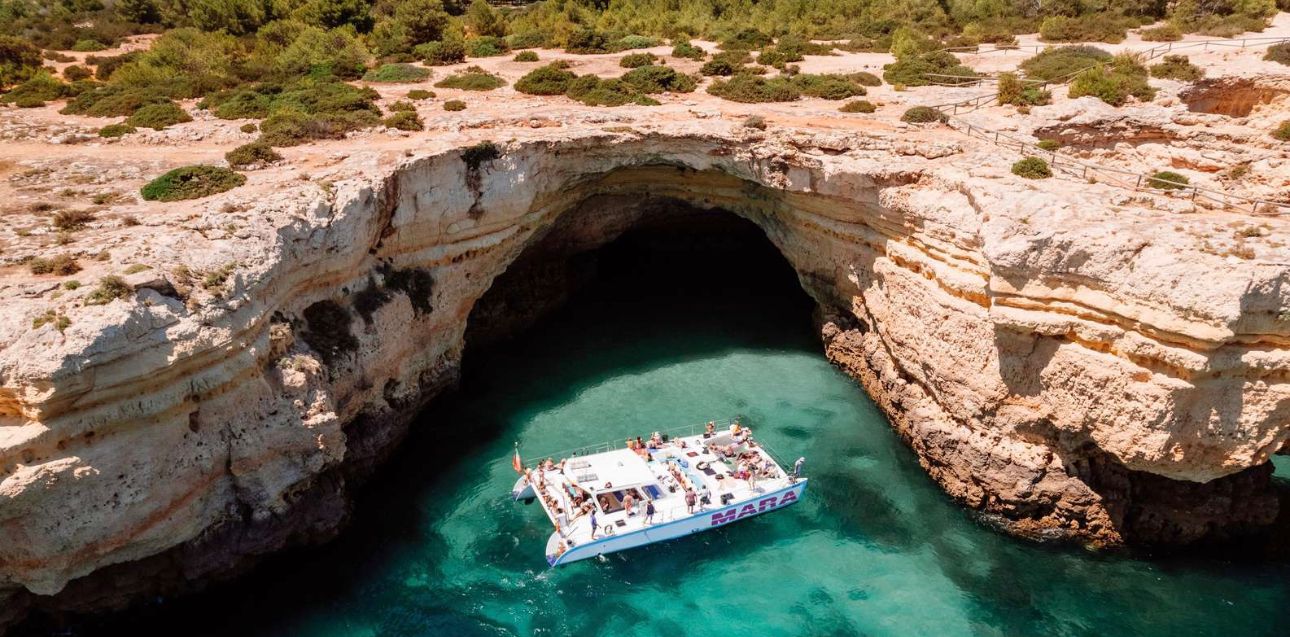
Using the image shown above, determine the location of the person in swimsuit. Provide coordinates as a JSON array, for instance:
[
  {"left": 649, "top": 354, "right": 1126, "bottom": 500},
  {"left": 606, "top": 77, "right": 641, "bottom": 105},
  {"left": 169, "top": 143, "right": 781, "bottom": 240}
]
[
  {"left": 623, "top": 491, "right": 635, "bottom": 516},
  {"left": 684, "top": 489, "right": 696, "bottom": 514}
]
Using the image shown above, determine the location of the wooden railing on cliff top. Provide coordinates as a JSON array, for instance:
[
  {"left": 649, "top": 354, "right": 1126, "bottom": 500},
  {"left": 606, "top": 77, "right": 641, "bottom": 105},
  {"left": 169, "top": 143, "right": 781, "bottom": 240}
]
[{"left": 916, "top": 36, "right": 1290, "bottom": 216}]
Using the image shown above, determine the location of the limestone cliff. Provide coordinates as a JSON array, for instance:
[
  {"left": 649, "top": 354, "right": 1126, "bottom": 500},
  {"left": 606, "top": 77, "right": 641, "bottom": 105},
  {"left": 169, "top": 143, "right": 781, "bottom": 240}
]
[{"left": 0, "top": 124, "right": 1287, "bottom": 624}]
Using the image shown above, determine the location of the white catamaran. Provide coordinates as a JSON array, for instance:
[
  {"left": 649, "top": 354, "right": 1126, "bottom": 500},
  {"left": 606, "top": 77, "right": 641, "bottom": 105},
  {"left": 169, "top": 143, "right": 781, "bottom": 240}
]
[{"left": 510, "top": 419, "right": 807, "bottom": 566}]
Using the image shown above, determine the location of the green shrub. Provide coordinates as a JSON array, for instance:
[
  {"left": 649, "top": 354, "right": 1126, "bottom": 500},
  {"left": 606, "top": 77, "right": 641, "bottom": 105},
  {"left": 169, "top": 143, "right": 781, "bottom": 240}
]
[
  {"left": 700, "top": 59, "right": 737, "bottom": 76},
  {"left": 743, "top": 115, "right": 766, "bottom": 129},
  {"left": 507, "top": 32, "right": 549, "bottom": 50},
  {"left": 514, "top": 50, "right": 539, "bottom": 62},
  {"left": 997, "top": 72, "right": 1051, "bottom": 106},
  {"left": 1140, "top": 24, "right": 1183, "bottom": 42},
  {"left": 756, "top": 47, "right": 803, "bottom": 68},
  {"left": 901, "top": 106, "right": 948, "bottom": 123},
  {"left": 1264, "top": 43, "right": 1290, "bottom": 66},
  {"left": 388, "top": 100, "right": 416, "bottom": 112},
  {"left": 565, "top": 75, "right": 660, "bottom": 106},
  {"left": 225, "top": 141, "right": 282, "bottom": 168},
  {"left": 1011, "top": 157, "right": 1052, "bottom": 179},
  {"left": 620, "top": 52, "right": 658, "bottom": 68},
  {"left": 1020, "top": 46, "right": 1112, "bottom": 82},
  {"left": 407, "top": 89, "right": 435, "bottom": 100},
  {"left": 1, "top": 36, "right": 44, "bottom": 89},
  {"left": 140, "top": 165, "right": 246, "bottom": 201},
  {"left": 791, "top": 73, "right": 865, "bottom": 99},
  {"left": 86, "top": 275, "right": 133, "bottom": 305},
  {"left": 383, "top": 110, "right": 424, "bottom": 130},
  {"left": 13, "top": 96, "right": 45, "bottom": 108},
  {"left": 63, "top": 65, "right": 92, "bottom": 82},
  {"left": 126, "top": 102, "right": 192, "bottom": 130},
  {"left": 99, "top": 123, "right": 136, "bottom": 137},
  {"left": 612, "top": 35, "right": 660, "bottom": 52},
  {"left": 204, "top": 79, "right": 381, "bottom": 145},
  {"left": 883, "top": 50, "right": 977, "bottom": 87},
  {"left": 240, "top": 122, "right": 257, "bottom": 133},
  {"left": 620, "top": 65, "right": 696, "bottom": 93},
  {"left": 1037, "top": 139, "right": 1061, "bottom": 151},
  {"left": 276, "top": 26, "right": 371, "bottom": 80},
  {"left": 61, "top": 85, "right": 172, "bottom": 117},
  {"left": 0, "top": 72, "right": 73, "bottom": 104},
  {"left": 565, "top": 29, "right": 610, "bottom": 54},
  {"left": 44, "top": 50, "right": 75, "bottom": 63},
  {"left": 443, "top": 99, "right": 466, "bottom": 111},
  {"left": 707, "top": 75, "right": 800, "bottom": 103},
  {"left": 1068, "top": 55, "right": 1155, "bottom": 106},
  {"left": 85, "top": 52, "right": 138, "bottom": 81},
  {"left": 72, "top": 39, "right": 109, "bottom": 52},
  {"left": 672, "top": 40, "right": 706, "bottom": 60},
  {"left": 29, "top": 254, "right": 81, "bottom": 275},
  {"left": 1273, "top": 120, "right": 1290, "bottom": 142},
  {"left": 720, "top": 29, "right": 773, "bottom": 51},
  {"left": 839, "top": 99, "right": 875, "bottom": 113},
  {"left": 362, "top": 63, "right": 431, "bottom": 83},
  {"left": 515, "top": 63, "right": 577, "bottom": 95},
  {"left": 434, "top": 66, "right": 506, "bottom": 91},
  {"left": 416, "top": 40, "right": 467, "bottom": 66},
  {"left": 850, "top": 71, "right": 882, "bottom": 86},
  {"left": 1148, "top": 170, "right": 1189, "bottom": 190},
  {"left": 1150, "top": 55, "right": 1203, "bottom": 81},
  {"left": 465, "top": 36, "right": 510, "bottom": 58},
  {"left": 465, "top": 0, "right": 507, "bottom": 38},
  {"left": 1039, "top": 15, "right": 1129, "bottom": 44}
]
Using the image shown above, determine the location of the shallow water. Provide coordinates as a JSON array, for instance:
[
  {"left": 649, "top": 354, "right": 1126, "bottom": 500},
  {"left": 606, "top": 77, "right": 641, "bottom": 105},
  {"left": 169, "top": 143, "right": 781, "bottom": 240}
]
[{"left": 84, "top": 223, "right": 1289, "bottom": 637}]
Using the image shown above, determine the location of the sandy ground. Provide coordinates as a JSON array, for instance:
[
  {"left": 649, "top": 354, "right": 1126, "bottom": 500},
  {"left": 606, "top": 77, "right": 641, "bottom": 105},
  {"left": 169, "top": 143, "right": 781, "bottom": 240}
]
[{"left": 1, "top": 15, "right": 1288, "bottom": 286}]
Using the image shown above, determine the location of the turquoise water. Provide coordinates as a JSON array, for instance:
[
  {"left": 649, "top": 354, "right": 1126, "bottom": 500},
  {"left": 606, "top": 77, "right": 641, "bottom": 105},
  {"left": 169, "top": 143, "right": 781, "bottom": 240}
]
[{"left": 82, "top": 222, "right": 1289, "bottom": 637}]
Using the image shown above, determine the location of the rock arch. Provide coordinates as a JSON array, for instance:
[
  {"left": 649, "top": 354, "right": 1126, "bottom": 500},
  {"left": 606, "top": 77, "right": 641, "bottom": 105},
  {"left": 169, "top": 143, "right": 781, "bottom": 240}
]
[{"left": 1, "top": 131, "right": 1286, "bottom": 626}]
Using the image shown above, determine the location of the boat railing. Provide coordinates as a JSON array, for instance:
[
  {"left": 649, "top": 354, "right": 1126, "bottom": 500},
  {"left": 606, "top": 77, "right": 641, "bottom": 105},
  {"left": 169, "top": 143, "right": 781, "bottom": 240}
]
[{"left": 519, "top": 417, "right": 802, "bottom": 475}]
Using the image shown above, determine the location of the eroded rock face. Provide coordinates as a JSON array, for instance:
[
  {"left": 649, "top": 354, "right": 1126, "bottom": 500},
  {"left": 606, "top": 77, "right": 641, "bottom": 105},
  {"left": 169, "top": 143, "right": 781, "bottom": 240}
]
[{"left": 1, "top": 127, "right": 1287, "bottom": 625}]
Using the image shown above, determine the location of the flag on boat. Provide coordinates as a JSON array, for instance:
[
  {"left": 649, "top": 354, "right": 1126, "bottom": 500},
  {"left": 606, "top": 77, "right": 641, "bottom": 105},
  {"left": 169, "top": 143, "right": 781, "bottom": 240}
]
[{"left": 511, "top": 444, "right": 523, "bottom": 474}]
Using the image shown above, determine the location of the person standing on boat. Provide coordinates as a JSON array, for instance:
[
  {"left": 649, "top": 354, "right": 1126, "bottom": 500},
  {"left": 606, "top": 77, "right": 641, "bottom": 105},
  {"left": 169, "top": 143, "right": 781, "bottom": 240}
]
[
  {"left": 684, "top": 489, "right": 696, "bottom": 514},
  {"left": 590, "top": 510, "right": 599, "bottom": 539},
  {"left": 622, "top": 491, "right": 636, "bottom": 517},
  {"left": 645, "top": 500, "right": 656, "bottom": 525}
]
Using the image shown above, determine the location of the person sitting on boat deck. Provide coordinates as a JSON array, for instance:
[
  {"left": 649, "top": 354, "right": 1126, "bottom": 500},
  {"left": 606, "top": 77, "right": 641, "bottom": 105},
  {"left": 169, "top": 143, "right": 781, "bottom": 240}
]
[
  {"left": 645, "top": 500, "right": 656, "bottom": 524},
  {"left": 626, "top": 438, "right": 637, "bottom": 450},
  {"left": 704, "top": 421, "right": 716, "bottom": 437},
  {"left": 543, "top": 458, "right": 556, "bottom": 471},
  {"left": 684, "top": 488, "right": 697, "bottom": 513},
  {"left": 636, "top": 436, "right": 645, "bottom": 449},
  {"left": 622, "top": 491, "right": 636, "bottom": 516},
  {"left": 650, "top": 431, "right": 662, "bottom": 447}
]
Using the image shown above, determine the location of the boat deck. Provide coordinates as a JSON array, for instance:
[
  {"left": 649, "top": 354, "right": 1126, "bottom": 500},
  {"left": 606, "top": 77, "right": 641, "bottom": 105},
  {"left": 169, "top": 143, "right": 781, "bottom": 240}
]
[{"left": 519, "top": 426, "right": 797, "bottom": 558}]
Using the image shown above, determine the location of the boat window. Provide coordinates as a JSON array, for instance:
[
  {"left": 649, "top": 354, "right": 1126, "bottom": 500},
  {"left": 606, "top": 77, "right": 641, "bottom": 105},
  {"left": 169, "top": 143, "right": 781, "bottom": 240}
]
[{"left": 642, "top": 485, "right": 662, "bottom": 500}]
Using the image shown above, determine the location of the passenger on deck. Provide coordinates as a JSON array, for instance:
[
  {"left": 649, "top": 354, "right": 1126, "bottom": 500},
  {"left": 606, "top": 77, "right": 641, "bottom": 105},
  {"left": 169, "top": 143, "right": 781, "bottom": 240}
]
[
  {"left": 623, "top": 492, "right": 636, "bottom": 516},
  {"left": 626, "top": 438, "right": 636, "bottom": 450},
  {"left": 543, "top": 458, "right": 556, "bottom": 471},
  {"left": 590, "top": 510, "right": 599, "bottom": 539},
  {"left": 636, "top": 436, "right": 645, "bottom": 450},
  {"left": 705, "top": 421, "right": 716, "bottom": 436},
  {"left": 684, "top": 489, "right": 696, "bottom": 513},
  {"left": 645, "top": 500, "right": 656, "bottom": 524},
  {"left": 650, "top": 431, "right": 662, "bottom": 447}
]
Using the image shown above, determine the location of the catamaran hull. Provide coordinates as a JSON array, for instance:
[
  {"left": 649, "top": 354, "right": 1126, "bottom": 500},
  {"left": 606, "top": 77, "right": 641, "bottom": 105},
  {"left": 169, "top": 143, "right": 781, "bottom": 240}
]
[{"left": 547, "top": 480, "right": 807, "bottom": 566}]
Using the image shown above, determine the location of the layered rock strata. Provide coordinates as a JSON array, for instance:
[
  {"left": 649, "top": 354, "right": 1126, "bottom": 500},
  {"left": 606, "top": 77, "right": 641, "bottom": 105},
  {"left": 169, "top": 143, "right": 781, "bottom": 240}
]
[{"left": 1, "top": 126, "right": 1287, "bottom": 625}]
